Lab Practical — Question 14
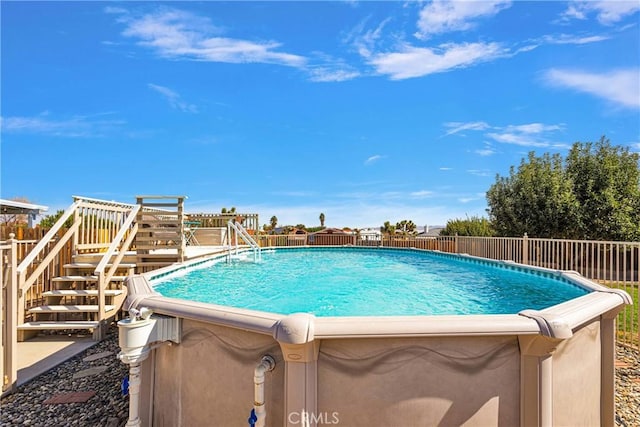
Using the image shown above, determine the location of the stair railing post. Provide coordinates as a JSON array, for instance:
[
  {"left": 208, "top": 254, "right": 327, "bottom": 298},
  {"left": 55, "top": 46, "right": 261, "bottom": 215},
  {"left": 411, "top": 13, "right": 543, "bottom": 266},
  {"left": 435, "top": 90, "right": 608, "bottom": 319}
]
[
  {"left": 72, "top": 198, "right": 81, "bottom": 256},
  {"left": 178, "top": 197, "right": 185, "bottom": 263},
  {"left": 5, "top": 234, "right": 18, "bottom": 393},
  {"left": 97, "top": 272, "right": 106, "bottom": 325}
]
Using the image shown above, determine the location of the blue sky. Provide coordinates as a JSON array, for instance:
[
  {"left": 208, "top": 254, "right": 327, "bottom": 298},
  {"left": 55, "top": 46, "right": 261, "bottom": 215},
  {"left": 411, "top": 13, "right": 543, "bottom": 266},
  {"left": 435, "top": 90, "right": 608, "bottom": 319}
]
[{"left": 2, "top": 1, "right": 639, "bottom": 229}]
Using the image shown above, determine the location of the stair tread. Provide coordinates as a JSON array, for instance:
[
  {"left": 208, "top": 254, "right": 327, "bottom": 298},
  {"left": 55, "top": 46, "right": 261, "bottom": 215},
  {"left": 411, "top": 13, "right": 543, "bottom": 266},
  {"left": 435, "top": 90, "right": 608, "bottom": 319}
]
[
  {"left": 28, "top": 305, "right": 116, "bottom": 313},
  {"left": 43, "top": 289, "right": 123, "bottom": 296},
  {"left": 52, "top": 275, "right": 128, "bottom": 281},
  {"left": 64, "top": 263, "right": 136, "bottom": 269},
  {"left": 18, "top": 321, "right": 101, "bottom": 330},
  {"left": 136, "top": 253, "right": 180, "bottom": 258}
]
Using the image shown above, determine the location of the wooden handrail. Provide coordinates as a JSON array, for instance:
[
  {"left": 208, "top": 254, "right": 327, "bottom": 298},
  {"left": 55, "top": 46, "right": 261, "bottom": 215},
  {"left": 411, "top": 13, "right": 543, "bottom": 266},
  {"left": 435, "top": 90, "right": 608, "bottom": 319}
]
[
  {"left": 15, "top": 200, "right": 80, "bottom": 275},
  {"left": 94, "top": 204, "right": 141, "bottom": 275},
  {"left": 20, "top": 219, "right": 81, "bottom": 291},
  {"left": 73, "top": 195, "right": 136, "bottom": 208},
  {"left": 94, "top": 205, "right": 140, "bottom": 320}
]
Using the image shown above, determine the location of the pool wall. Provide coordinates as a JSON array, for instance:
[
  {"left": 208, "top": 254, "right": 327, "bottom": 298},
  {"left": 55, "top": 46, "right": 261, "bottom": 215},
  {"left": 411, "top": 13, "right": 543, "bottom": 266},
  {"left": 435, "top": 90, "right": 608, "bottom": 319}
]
[{"left": 120, "top": 248, "right": 631, "bottom": 426}]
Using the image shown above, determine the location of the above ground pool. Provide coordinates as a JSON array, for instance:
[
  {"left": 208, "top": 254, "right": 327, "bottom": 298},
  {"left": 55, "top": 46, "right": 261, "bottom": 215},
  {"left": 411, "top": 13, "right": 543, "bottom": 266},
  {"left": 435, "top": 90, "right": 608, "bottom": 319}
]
[
  {"left": 119, "top": 246, "right": 631, "bottom": 427},
  {"left": 152, "top": 247, "right": 589, "bottom": 316}
]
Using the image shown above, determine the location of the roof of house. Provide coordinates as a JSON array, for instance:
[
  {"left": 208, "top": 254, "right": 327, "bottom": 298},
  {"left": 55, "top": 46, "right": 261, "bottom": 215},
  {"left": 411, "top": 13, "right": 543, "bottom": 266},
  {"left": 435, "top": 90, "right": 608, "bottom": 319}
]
[
  {"left": 0, "top": 199, "right": 49, "bottom": 215},
  {"left": 417, "top": 227, "right": 445, "bottom": 237},
  {"left": 310, "top": 227, "right": 349, "bottom": 235}
]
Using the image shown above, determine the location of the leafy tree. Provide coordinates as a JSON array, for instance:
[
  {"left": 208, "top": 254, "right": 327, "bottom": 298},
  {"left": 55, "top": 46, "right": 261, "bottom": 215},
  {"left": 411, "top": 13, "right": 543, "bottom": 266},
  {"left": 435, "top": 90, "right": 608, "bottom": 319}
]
[
  {"left": 295, "top": 224, "right": 307, "bottom": 231},
  {"left": 486, "top": 137, "right": 640, "bottom": 240},
  {"left": 487, "top": 152, "right": 579, "bottom": 238},
  {"left": 380, "top": 221, "right": 395, "bottom": 235},
  {"left": 39, "top": 209, "right": 74, "bottom": 229},
  {"left": 319, "top": 212, "right": 325, "bottom": 227},
  {"left": 565, "top": 137, "right": 640, "bottom": 241},
  {"left": 395, "top": 220, "right": 417, "bottom": 235},
  {"left": 441, "top": 216, "right": 494, "bottom": 236},
  {"left": 221, "top": 207, "right": 227, "bottom": 213}
]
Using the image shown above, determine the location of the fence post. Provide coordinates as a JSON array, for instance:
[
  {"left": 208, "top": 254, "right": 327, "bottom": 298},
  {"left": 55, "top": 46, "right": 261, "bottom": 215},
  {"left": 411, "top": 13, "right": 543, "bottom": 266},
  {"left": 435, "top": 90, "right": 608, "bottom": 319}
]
[
  {"left": 522, "top": 233, "right": 529, "bottom": 265},
  {"left": 454, "top": 234, "right": 459, "bottom": 254},
  {"left": 4, "top": 234, "right": 18, "bottom": 393}
]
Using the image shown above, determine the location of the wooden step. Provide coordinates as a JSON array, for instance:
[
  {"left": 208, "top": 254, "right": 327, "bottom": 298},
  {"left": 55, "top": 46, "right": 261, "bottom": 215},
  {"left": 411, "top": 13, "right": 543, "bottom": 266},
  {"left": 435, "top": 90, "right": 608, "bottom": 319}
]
[
  {"left": 52, "top": 275, "right": 128, "bottom": 282},
  {"left": 64, "top": 263, "right": 137, "bottom": 269},
  {"left": 18, "top": 321, "right": 100, "bottom": 330},
  {"left": 136, "top": 253, "right": 180, "bottom": 258},
  {"left": 136, "top": 227, "right": 181, "bottom": 233},
  {"left": 43, "top": 289, "right": 123, "bottom": 297},
  {"left": 28, "top": 305, "right": 116, "bottom": 313}
]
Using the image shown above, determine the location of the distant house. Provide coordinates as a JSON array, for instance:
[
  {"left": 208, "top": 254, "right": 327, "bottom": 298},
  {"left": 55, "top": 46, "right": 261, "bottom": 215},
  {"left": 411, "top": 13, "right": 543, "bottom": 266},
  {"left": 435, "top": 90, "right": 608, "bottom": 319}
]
[
  {"left": 308, "top": 227, "right": 352, "bottom": 245},
  {"left": 310, "top": 227, "right": 348, "bottom": 235},
  {"left": 360, "top": 227, "right": 382, "bottom": 241},
  {"left": 416, "top": 225, "right": 445, "bottom": 239}
]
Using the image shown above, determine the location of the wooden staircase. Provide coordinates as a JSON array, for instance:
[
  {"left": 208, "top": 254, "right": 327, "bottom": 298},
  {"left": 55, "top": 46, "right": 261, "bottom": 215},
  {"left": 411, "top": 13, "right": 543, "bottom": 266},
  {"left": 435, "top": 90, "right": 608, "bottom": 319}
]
[
  {"left": 17, "top": 255, "right": 135, "bottom": 341},
  {"left": 13, "top": 195, "right": 187, "bottom": 342}
]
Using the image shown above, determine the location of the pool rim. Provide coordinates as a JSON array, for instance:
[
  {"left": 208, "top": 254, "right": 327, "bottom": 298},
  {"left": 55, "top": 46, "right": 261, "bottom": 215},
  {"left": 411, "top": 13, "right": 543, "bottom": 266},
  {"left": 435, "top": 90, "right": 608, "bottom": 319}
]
[{"left": 126, "top": 246, "right": 632, "bottom": 341}]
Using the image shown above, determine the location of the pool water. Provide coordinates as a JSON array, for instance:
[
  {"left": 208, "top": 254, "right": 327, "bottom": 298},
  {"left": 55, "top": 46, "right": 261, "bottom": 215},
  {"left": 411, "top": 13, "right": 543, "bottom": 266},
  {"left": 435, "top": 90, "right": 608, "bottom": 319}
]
[{"left": 152, "top": 248, "right": 589, "bottom": 316}]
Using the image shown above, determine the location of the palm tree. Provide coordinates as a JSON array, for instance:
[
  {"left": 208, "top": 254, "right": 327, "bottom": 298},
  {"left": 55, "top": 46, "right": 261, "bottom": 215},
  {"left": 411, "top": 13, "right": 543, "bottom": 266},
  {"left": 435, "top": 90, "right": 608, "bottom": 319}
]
[
  {"left": 270, "top": 216, "right": 278, "bottom": 231},
  {"left": 319, "top": 212, "right": 325, "bottom": 227}
]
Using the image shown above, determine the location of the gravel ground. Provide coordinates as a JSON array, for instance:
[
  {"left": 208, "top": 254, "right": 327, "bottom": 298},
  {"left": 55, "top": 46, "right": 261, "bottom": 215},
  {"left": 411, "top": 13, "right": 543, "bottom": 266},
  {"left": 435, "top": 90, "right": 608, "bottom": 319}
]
[
  {"left": 615, "top": 344, "right": 640, "bottom": 427},
  {"left": 1, "top": 329, "right": 639, "bottom": 426},
  {"left": 1, "top": 327, "right": 129, "bottom": 427}
]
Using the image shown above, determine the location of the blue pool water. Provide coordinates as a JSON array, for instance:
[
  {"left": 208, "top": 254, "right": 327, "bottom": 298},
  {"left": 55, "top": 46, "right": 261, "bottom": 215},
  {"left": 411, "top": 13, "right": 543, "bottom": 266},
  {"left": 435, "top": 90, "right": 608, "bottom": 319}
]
[{"left": 152, "top": 248, "right": 589, "bottom": 316}]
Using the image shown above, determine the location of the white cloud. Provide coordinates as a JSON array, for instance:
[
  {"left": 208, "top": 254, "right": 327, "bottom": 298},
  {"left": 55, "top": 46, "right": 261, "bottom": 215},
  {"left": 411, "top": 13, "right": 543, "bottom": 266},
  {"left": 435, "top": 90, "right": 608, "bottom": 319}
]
[
  {"left": 475, "top": 142, "right": 496, "bottom": 156},
  {"left": 148, "top": 83, "right": 198, "bottom": 113},
  {"left": 104, "top": 6, "right": 128, "bottom": 15},
  {"left": 370, "top": 42, "right": 505, "bottom": 80},
  {"left": 486, "top": 132, "right": 551, "bottom": 147},
  {"left": 544, "top": 68, "right": 640, "bottom": 109},
  {"left": 505, "top": 123, "right": 563, "bottom": 134},
  {"left": 458, "top": 197, "right": 477, "bottom": 203},
  {"left": 542, "top": 33, "right": 610, "bottom": 45},
  {"left": 0, "top": 113, "right": 124, "bottom": 137},
  {"left": 444, "top": 120, "right": 565, "bottom": 148},
  {"left": 410, "top": 190, "right": 433, "bottom": 199},
  {"left": 466, "top": 169, "right": 492, "bottom": 177},
  {"left": 439, "top": 167, "right": 453, "bottom": 171},
  {"left": 346, "top": 16, "right": 392, "bottom": 58},
  {"left": 307, "top": 57, "right": 361, "bottom": 82},
  {"left": 117, "top": 8, "right": 306, "bottom": 67},
  {"left": 443, "top": 121, "right": 491, "bottom": 136},
  {"left": 364, "top": 154, "right": 384, "bottom": 165},
  {"left": 416, "top": 0, "right": 511, "bottom": 38},
  {"left": 561, "top": 1, "right": 640, "bottom": 25},
  {"left": 269, "top": 191, "right": 317, "bottom": 198}
]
